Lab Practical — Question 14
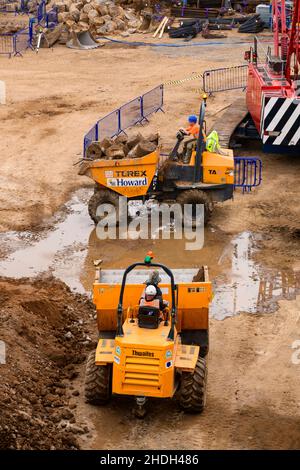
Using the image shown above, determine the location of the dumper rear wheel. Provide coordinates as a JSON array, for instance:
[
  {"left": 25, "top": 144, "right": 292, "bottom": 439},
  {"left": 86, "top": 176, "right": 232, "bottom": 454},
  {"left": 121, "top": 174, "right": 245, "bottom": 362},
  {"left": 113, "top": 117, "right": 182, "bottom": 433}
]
[
  {"left": 178, "top": 357, "right": 207, "bottom": 413},
  {"left": 176, "top": 189, "right": 213, "bottom": 226},
  {"left": 84, "top": 350, "right": 112, "bottom": 405},
  {"left": 88, "top": 189, "right": 126, "bottom": 225}
]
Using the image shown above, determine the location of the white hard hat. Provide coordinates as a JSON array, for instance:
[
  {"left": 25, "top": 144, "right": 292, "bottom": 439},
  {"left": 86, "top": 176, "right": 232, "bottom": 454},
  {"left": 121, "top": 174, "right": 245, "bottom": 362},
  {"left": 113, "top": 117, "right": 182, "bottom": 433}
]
[{"left": 145, "top": 285, "right": 157, "bottom": 297}]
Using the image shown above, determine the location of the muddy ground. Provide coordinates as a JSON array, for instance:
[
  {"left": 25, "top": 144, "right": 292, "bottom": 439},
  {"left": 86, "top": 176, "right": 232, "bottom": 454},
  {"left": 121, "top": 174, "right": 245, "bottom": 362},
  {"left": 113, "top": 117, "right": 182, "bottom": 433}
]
[
  {"left": 0, "top": 276, "right": 95, "bottom": 450},
  {"left": 0, "top": 25, "right": 299, "bottom": 449}
]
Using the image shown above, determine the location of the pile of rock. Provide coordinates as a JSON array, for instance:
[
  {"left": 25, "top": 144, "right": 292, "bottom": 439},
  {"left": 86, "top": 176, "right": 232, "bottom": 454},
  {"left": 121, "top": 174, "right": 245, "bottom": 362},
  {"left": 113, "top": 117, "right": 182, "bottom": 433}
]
[
  {"left": 0, "top": 22, "right": 23, "bottom": 34},
  {"left": 54, "top": 0, "right": 143, "bottom": 36},
  {"left": 85, "top": 132, "right": 159, "bottom": 160}
]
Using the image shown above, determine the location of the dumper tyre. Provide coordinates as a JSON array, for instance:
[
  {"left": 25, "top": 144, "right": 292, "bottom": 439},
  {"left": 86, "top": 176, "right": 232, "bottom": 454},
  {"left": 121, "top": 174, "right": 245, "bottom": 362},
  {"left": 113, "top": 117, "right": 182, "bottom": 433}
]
[
  {"left": 178, "top": 357, "right": 207, "bottom": 413},
  {"left": 88, "top": 189, "right": 127, "bottom": 225},
  {"left": 84, "top": 350, "right": 112, "bottom": 405},
  {"left": 176, "top": 190, "right": 213, "bottom": 226},
  {"left": 181, "top": 330, "right": 209, "bottom": 358}
]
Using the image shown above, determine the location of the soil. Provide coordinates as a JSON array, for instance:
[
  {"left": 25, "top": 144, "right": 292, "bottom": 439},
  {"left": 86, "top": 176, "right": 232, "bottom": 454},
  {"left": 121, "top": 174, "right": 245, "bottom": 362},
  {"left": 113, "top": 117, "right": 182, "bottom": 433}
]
[
  {"left": 0, "top": 276, "right": 95, "bottom": 450},
  {"left": 0, "top": 23, "right": 299, "bottom": 450}
]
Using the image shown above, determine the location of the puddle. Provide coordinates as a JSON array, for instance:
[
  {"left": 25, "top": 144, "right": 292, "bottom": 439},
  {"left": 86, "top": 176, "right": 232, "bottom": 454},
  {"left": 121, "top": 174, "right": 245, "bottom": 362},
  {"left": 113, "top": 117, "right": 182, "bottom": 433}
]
[
  {"left": 211, "top": 232, "right": 300, "bottom": 319},
  {"left": 0, "top": 192, "right": 298, "bottom": 316},
  {"left": 0, "top": 189, "right": 93, "bottom": 293}
]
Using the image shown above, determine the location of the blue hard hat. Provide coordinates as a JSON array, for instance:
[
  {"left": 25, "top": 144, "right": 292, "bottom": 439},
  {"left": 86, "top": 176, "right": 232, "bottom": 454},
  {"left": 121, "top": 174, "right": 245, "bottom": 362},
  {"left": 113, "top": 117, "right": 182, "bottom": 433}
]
[{"left": 188, "top": 115, "right": 197, "bottom": 123}]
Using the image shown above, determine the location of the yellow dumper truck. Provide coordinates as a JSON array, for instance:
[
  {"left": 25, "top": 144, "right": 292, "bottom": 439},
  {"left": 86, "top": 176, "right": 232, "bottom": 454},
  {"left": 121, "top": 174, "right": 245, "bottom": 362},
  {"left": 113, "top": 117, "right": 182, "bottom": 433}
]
[
  {"left": 79, "top": 97, "right": 235, "bottom": 226},
  {"left": 84, "top": 253, "right": 213, "bottom": 416}
]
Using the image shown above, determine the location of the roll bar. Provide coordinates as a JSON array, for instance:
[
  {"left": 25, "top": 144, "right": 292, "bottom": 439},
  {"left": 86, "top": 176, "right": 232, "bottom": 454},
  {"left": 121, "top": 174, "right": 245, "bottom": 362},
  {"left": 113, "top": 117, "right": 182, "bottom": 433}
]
[
  {"left": 116, "top": 262, "right": 177, "bottom": 341},
  {"left": 194, "top": 97, "right": 207, "bottom": 183}
]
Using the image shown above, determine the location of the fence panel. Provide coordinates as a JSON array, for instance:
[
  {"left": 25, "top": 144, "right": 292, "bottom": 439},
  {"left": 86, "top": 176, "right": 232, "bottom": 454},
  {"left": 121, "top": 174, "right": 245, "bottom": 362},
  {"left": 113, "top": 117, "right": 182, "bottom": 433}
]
[
  {"left": 97, "top": 109, "right": 120, "bottom": 141},
  {"left": 20, "top": 0, "right": 29, "bottom": 13},
  {"left": 0, "top": 34, "right": 14, "bottom": 57},
  {"left": 234, "top": 157, "right": 262, "bottom": 192},
  {"left": 46, "top": 8, "right": 58, "bottom": 28},
  {"left": 37, "top": 1, "right": 45, "bottom": 22},
  {"left": 14, "top": 29, "right": 29, "bottom": 55},
  {"left": 83, "top": 85, "right": 164, "bottom": 157},
  {"left": 142, "top": 84, "right": 164, "bottom": 118},
  {"left": 119, "top": 96, "right": 142, "bottom": 130},
  {"left": 83, "top": 124, "right": 97, "bottom": 155},
  {"left": 203, "top": 65, "right": 248, "bottom": 94},
  {"left": 0, "top": 0, "right": 16, "bottom": 12}
]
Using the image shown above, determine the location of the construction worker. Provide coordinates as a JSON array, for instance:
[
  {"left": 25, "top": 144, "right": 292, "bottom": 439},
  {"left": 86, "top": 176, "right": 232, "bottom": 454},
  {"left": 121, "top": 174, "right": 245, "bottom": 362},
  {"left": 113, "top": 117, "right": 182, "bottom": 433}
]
[
  {"left": 143, "top": 282, "right": 169, "bottom": 312},
  {"left": 206, "top": 129, "right": 227, "bottom": 155},
  {"left": 178, "top": 115, "right": 200, "bottom": 164},
  {"left": 184, "top": 115, "right": 200, "bottom": 139}
]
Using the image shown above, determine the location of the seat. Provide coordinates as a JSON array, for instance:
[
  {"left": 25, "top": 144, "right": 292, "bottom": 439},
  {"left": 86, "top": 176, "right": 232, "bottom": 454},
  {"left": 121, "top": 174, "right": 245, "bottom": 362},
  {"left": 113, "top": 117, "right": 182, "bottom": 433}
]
[{"left": 138, "top": 298, "right": 160, "bottom": 329}]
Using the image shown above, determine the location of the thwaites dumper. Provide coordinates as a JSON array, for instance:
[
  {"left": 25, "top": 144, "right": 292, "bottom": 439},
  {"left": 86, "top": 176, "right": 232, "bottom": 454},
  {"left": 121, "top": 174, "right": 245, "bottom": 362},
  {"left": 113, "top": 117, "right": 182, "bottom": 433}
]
[
  {"left": 79, "top": 97, "right": 235, "bottom": 225},
  {"left": 84, "top": 255, "right": 213, "bottom": 415}
]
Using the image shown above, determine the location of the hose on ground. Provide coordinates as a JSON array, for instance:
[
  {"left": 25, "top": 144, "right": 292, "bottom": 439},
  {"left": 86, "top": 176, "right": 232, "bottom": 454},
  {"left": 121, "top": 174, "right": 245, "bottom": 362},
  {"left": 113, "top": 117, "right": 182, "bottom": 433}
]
[{"left": 99, "top": 36, "right": 270, "bottom": 48}]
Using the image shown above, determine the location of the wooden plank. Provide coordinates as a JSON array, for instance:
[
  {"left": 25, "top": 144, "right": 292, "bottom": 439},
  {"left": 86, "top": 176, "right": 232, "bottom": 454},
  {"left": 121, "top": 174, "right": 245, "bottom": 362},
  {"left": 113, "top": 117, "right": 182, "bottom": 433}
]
[
  {"left": 153, "top": 16, "right": 167, "bottom": 38},
  {"left": 158, "top": 17, "right": 168, "bottom": 39}
]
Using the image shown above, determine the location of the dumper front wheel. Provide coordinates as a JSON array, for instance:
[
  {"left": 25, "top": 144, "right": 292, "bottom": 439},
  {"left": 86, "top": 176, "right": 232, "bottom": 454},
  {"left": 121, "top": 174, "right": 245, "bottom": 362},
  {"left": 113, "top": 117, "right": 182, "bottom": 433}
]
[
  {"left": 178, "top": 357, "right": 207, "bottom": 413},
  {"left": 84, "top": 351, "right": 112, "bottom": 405},
  {"left": 88, "top": 189, "right": 126, "bottom": 225},
  {"left": 176, "top": 190, "right": 213, "bottom": 226}
]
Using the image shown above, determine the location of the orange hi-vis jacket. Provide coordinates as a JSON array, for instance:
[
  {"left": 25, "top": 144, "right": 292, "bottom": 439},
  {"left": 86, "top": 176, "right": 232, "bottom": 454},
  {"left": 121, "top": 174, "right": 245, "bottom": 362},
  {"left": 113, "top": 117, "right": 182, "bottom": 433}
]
[{"left": 186, "top": 123, "right": 200, "bottom": 138}]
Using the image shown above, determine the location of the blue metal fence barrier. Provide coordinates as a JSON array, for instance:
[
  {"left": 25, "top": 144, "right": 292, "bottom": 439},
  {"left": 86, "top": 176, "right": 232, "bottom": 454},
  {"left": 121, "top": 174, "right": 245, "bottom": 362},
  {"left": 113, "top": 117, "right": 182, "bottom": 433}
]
[
  {"left": 119, "top": 96, "right": 143, "bottom": 130},
  {"left": 0, "top": 1, "right": 58, "bottom": 56},
  {"left": 0, "top": 28, "right": 29, "bottom": 57},
  {"left": 37, "top": 0, "right": 45, "bottom": 22},
  {"left": 14, "top": 28, "right": 29, "bottom": 55},
  {"left": 0, "top": 34, "right": 14, "bottom": 57},
  {"left": 203, "top": 65, "right": 248, "bottom": 94},
  {"left": 45, "top": 7, "right": 58, "bottom": 28},
  {"left": 0, "top": 0, "right": 17, "bottom": 13},
  {"left": 234, "top": 157, "right": 262, "bottom": 192},
  {"left": 142, "top": 84, "right": 164, "bottom": 118},
  {"left": 29, "top": 5, "right": 58, "bottom": 45},
  {"left": 83, "top": 85, "right": 164, "bottom": 157}
]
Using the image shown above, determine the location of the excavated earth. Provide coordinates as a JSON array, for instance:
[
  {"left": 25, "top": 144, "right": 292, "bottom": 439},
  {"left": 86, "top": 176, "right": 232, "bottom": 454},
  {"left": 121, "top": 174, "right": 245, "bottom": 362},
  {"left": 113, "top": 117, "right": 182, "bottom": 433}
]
[{"left": 0, "top": 276, "right": 95, "bottom": 450}]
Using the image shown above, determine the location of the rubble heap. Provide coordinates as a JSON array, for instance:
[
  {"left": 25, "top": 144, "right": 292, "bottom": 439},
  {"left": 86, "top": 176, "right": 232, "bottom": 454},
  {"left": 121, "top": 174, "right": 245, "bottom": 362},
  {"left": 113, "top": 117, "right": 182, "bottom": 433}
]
[
  {"left": 85, "top": 132, "right": 159, "bottom": 160},
  {"left": 54, "top": 0, "right": 143, "bottom": 36}
]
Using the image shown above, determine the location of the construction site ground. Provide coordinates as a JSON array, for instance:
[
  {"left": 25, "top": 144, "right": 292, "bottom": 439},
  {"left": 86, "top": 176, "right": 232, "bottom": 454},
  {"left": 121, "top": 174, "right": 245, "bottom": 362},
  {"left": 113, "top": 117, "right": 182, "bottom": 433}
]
[{"left": 0, "top": 29, "right": 299, "bottom": 450}]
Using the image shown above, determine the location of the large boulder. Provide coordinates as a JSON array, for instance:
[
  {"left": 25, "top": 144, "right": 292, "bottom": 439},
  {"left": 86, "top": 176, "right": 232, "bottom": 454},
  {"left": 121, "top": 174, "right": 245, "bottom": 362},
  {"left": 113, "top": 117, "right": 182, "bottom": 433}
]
[
  {"left": 58, "top": 12, "right": 70, "bottom": 23},
  {"left": 106, "top": 144, "right": 125, "bottom": 160},
  {"left": 128, "top": 141, "right": 157, "bottom": 159},
  {"left": 105, "top": 20, "right": 117, "bottom": 33},
  {"left": 128, "top": 19, "right": 141, "bottom": 29},
  {"left": 108, "top": 5, "right": 124, "bottom": 18},
  {"left": 97, "top": 25, "right": 108, "bottom": 34},
  {"left": 82, "top": 3, "right": 93, "bottom": 13},
  {"left": 69, "top": 6, "right": 80, "bottom": 22},
  {"left": 101, "top": 14, "right": 112, "bottom": 22},
  {"left": 95, "top": 3, "right": 108, "bottom": 16},
  {"left": 115, "top": 17, "right": 126, "bottom": 31},
  {"left": 74, "top": 1, "right": 84, "bottom": 10},
  {"left": 99, "top": 137, "right": 114, "bottom": 154},
  {"left": 92, "top": 16, "right": 105, "bottom": 26},
  {"left": 127, "top": 133, "right": 144, "bottom": 150},
  {"left": 88, "top": 9, "right": 98, "bottom": 21},
  {"left": 76, "top": 21, "right": 89, "bottom": 31},
  {"left": 86, "top": 142, "right": 103, "bottom": 160},
  {"left": 79, "top": 12, "right": 89, "bottom": 22},
  {"left": 65, "top": 19, "right": 76, "bottom": 30},
  {"left": 55, "top": 2, "right": 67, "bottom": 13}
]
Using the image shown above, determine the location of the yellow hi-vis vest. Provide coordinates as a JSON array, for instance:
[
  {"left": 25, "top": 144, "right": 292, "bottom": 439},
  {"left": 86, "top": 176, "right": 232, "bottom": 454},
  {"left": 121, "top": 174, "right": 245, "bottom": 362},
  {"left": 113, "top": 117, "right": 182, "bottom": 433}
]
[{"left": 206, "top": 130, "right": 220, "bottom": 152}]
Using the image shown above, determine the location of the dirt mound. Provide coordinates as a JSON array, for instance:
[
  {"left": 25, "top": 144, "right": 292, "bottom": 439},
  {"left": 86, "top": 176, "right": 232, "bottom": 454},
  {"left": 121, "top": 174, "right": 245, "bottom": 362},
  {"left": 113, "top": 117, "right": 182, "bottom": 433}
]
[
  {"left": 0, "top": 276, "right": 95, "bottom": 450},
  {"left": 250, "top": 195, "right": 300, "bottom": 237}
]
